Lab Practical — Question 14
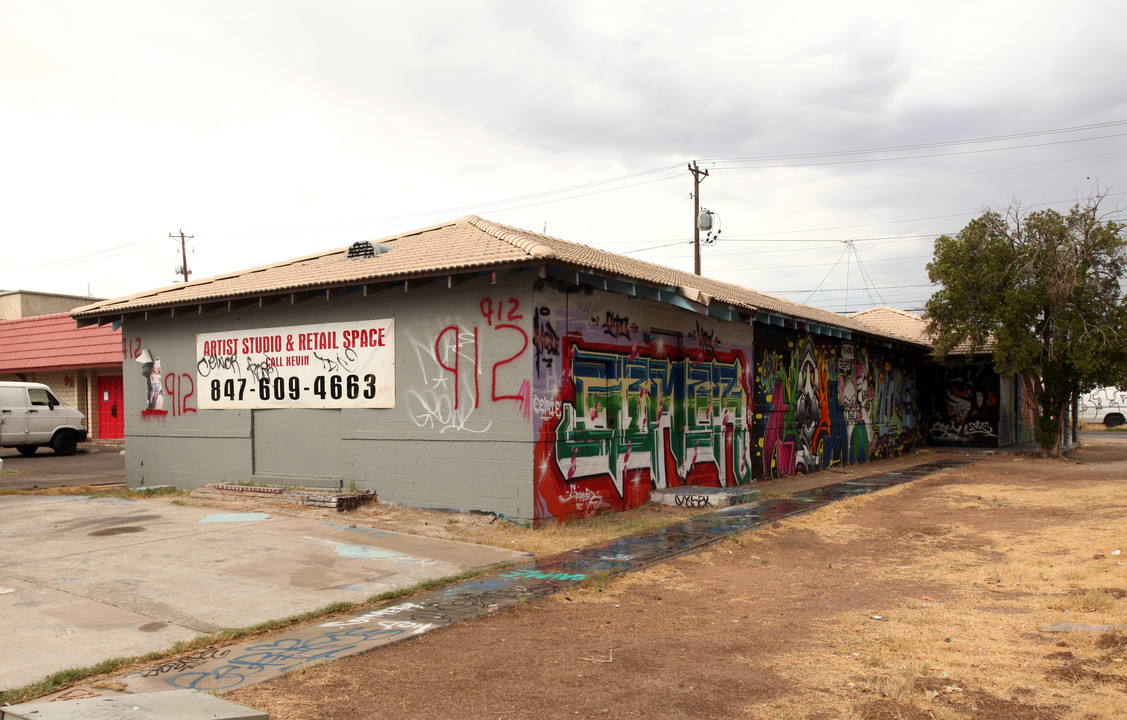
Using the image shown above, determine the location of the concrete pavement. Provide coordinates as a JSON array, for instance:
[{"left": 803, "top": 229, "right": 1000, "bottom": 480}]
[
  {"left": 0, "top": 494, "right": 531, "bottom": 692},
  {"left": 0, "top": 690, "right": 267, "bottom": 720}
]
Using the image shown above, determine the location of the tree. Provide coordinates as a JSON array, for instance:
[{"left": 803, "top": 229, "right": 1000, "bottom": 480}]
[{"left": 925, "top": 195, "right": 1127, "bottom": 456}]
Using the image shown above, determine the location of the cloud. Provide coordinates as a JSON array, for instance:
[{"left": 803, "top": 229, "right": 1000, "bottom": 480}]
[{"left": 1, "top": 0, "right": 1125, "bottom": 312}]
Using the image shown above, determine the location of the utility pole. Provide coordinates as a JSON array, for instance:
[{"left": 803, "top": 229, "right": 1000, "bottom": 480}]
[
  {"left": 689, "top": 161, "right": 709, "bottom": 275},
  {"left": 171, "top": 229, "right": 193, "bottom": 282}
]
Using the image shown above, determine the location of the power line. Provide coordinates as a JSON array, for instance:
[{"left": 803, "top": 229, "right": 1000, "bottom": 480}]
[
  {"left": 203, "top": 120, "right": 1127, "bottom": 238},
  {"left": 10, "top": 119, "right": 1123, "bottom": 281},
  {"left": 620, "top": 240, "right": 689, "bottom": 255},
  {"left": 717, "top": 254, "right": 935, "bottom": 272},
  {"left": 604, "top": 191, "right": 1127, "bottom": 249},
  {"left": 708, "top": 131, "right": 1127, "bottom": 171},
  {"left": 769, "top": 283, "right": 936, "bottom": 295},
  {"left": 206, "top": 165, "right": 688, "bottom": 236},
  {"left": 849, "top": 241, "right": 886, "bottom": 309},
  {"left": 4, "top": 238, "right": 161, "bottom": 271},
  {"left": 718, "top": 233, "right": 944, "bottom": 244},
  {"left": 700, "top": 119, "right": 1127, "bottom": 166},
  {"left": 803, "top": 243, "right": 854, "bottom": 306}
]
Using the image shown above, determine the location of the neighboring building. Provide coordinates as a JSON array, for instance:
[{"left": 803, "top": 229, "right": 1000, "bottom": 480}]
[
  {"left": 0, "top": 313, "right": 124, "bottom": 440},
  {"left": 849, "top": 306, "right": 1044, "bottom": 448},
  {"left": 0, "top": 289, "right": 103, "bottom": 321},
  {"left": 73, "top": 217, "right": 935, "bottom": 524}
]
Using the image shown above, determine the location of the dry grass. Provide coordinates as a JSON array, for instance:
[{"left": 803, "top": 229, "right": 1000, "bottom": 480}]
[
  {"left": 743, "top": 452, "right": 1127, "bottom": 719},
  {"left": 552, "top": 562, "right": 692, "bottom": 605},
  {"left": 162, "top": 491, "right": 707, "bottom": 558},
  {"left": 0, "top": 484, "right": 154, "bottom": 497},
  {"left": 443, "top": 507, "right": 703, "bottom": 556},
  {"left": 217, "top": 447, "right": 1125, "bottom": 720}
]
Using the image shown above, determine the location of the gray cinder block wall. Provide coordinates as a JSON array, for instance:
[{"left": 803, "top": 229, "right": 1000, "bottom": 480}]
[{"left": 122, "top": 275, "right": 535, "bottom": 519}]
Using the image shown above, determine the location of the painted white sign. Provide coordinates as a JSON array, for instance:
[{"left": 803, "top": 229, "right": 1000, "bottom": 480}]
[{"left": 196, "top": 319, "right": 395, "bottom": 409}]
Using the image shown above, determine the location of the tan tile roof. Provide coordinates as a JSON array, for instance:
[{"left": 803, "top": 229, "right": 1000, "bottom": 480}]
[
  {"left": 848, "top": 306, "right": 932, "bottom": 345},
  {"left": 848, "top": 305, "right": 985, "bottom": 355},
  {"left": 72, "top": 216, "right": 923, "bottom": 344}
]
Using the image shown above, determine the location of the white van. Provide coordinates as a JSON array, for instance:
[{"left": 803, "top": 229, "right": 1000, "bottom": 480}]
[
  {"left": 0, "top": 381, "right": 88, "bottom": 455},
  {"left": 1078, "top": 386, "right": 1127, "bottom": 428}
]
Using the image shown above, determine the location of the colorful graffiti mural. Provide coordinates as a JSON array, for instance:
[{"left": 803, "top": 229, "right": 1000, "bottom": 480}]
[
  {"left": 926, "top": 364, "right": 1000, "bottom": 446},
  {"left": 533, "top": 302, "right": 755, "bottom": 523},
  {"left": 756, "top": 336, "right": 920, "bottom": 477}
]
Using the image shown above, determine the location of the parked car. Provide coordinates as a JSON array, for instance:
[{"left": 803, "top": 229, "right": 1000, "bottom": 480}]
[
  {"left": 0, "top": 381, "right": 88, "bottom": 455},
  {"left": 1078, "top": 386, "right": 1127, "bottom": 428}
]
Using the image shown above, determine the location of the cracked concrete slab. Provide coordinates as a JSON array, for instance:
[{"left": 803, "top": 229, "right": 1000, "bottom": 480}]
[{"left": 0, "top": 496, "right": 530, "bottom": 691}]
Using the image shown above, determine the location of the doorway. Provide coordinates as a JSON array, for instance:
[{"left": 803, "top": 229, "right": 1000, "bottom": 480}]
[{"left": 97, "top": 375, "right": 124, "bottom": 439}]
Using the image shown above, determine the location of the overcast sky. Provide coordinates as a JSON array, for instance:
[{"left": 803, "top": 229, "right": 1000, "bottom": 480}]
[{"left": 3, "top": 1, "right": 1125, "bottom": 314}]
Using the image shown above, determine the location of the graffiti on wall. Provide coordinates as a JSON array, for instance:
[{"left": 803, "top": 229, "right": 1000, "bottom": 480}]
[
  {"left": 927, "top": 364, "right": 999, "bottom": 446},
  {"left": 533, "top": 302, "right": 755, "bottom": 523},
  {"left": 139, "top": 351, "right": 164, "bottom": 412},
  {"left": 756, "top": 336, "right": 920, "bottom": 477},
  {"left": 533, "top": 306, "right": 561, "bottom": 380},
  {"left": 123, "top": 339, "right": 197, "bottom": 419},
  {"left": 405, "top": 296, "right": 531, "bottom": 433}
]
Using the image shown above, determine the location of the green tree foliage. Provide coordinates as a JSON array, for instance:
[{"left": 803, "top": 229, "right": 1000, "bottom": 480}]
[{"left": 926, "top": 197, "right": 1127, "bottom": 455}]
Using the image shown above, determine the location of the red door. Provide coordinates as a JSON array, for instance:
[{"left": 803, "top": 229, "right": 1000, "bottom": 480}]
[{"left": 98, "top": 375, "right": 124, "bottom": 439}]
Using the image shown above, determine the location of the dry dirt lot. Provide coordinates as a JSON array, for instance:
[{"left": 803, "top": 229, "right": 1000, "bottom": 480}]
[{"left": 218, "top": 443, "right": 1127, "bottom": 720}]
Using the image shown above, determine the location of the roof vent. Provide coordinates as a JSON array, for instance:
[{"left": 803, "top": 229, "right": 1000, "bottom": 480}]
[{"left": 346, "top": 241, "right": 393, "bottom": 260}]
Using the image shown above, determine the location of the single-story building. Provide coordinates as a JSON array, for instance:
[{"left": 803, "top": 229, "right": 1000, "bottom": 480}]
[{"left": 74, "top": 217, "right": 961, "bottom": 523}]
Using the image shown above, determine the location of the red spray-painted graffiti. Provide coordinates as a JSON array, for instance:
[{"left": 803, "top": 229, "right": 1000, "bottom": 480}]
[
  {"left": 433, "top": 325, "right": 479, "bottom": 412},
  {"left": 123, "top": 337, "right": 143, "bottom": 361},
  {"left": 126, "top": 339, "right": 197, "bottom": 419},
  {"left": 406, "top": 298, "right": 532, "bottom": 431},
  {"left": 162, "top": 373, "right": 197, "bottom": 417}
]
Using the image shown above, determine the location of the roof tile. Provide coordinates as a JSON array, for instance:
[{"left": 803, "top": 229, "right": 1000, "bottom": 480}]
[
  {"left": 0, "top": 314, "right": 121, "bottom": 372},
  {"left": 849, "top": 305, "right": 983, "bottom": 355},
  {"left": 73, "top": 216, "right": 928, "bottom": 345}
]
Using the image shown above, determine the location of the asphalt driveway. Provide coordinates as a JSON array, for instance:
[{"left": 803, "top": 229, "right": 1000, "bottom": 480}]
[{"left": 0, "top": 442, "right": 124, "bottom": 490}]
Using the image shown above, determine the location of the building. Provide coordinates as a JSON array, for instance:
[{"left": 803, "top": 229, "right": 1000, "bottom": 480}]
[
  {"left": 0, "top": 292, "right": 123, "bottom": 440},
  {"left": 0, "top": 289, "right": 102, "bottom": 321},
  {"left": 849, "top": 305, "right": 1044, "bottom": 448},
  {"left": 73, "top": 217, "right": 935, "bottom": 523}
]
